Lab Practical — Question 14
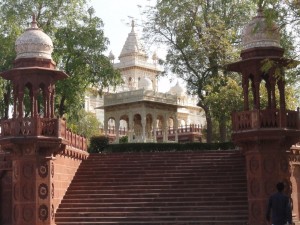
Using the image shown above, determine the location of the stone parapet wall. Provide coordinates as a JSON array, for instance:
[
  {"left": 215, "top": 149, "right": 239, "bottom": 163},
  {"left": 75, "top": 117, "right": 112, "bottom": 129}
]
[{"left": 52, "top": 147, "right": 88, "bottom": 213}]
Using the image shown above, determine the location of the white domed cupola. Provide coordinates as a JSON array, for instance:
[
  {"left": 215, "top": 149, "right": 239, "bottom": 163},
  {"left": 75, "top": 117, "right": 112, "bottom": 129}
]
[
  {"left": 168, "top": 81, "right": 186, "bottom": 97},
  {"left": 138, "top": 77, "right": 153, "bottom": 90},
  {"left": 241, "top": 9, "right": 281, "bottom": 50},
  {"left": 15, "top": 14, "right": 53, "bottom": 60}
]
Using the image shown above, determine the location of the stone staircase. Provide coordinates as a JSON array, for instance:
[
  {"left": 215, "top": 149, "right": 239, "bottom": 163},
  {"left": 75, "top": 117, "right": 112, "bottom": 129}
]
[{"left": 55, "top": 150, "right": 248, "bottom": 225}]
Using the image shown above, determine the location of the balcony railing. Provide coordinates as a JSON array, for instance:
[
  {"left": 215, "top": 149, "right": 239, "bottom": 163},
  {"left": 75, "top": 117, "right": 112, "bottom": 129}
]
[
  {"left": 232, "top": 109, "right": 300, "bottom": 132},
  {"left": 0, "top": 118, "right": 87, "bottom": 151},
  {"left": 102, "top": 124, "right": 202, "bottom": 136}
]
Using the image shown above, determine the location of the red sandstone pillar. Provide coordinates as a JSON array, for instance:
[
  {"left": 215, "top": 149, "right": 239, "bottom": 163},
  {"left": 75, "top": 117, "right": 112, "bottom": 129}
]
[
  {"left": 11, "top": 143, "right": 56, "bottom": 225},
  {"left": 234, "top": 130, "right": 298, "bottom": 225}
]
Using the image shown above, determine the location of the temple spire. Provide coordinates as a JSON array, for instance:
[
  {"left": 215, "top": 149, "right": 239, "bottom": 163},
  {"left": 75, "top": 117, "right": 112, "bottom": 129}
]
[{"left": 131, "top": 20, "right": 135, "bottom": 32}]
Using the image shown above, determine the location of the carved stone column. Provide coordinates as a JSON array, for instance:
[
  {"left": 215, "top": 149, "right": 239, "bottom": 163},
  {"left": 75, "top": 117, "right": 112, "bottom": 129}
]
[
  {"left": 115, "top": 119, "right": 120, "bottom": 143},
  {"left": 234, "top": 132, "right": 297, "bottom": 225},
  {"left": 11, "top": 143, "right": 56, "bottom": 225}
]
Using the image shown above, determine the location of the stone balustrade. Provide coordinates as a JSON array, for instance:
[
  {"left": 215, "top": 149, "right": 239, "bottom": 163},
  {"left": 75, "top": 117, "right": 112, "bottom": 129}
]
[
  {"left": 0, "top": 117, "right": 87, "bottom": 151},
  {"left": 232, "top": 109, "right": 300, "bottom": 132},
  {"left": 103, "top": 124, "right": 202, "bottom": 136}
]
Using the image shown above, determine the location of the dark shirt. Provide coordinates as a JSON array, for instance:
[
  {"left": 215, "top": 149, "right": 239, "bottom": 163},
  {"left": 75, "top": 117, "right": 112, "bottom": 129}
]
[{"left": 266, "top": 192, "right": 292, "bottom": 225}]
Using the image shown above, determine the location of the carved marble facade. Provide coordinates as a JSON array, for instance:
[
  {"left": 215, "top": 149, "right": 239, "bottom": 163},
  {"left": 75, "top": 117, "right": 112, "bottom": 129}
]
[{"left": 94, "top": 21, "right": 204, "bottom": 143}]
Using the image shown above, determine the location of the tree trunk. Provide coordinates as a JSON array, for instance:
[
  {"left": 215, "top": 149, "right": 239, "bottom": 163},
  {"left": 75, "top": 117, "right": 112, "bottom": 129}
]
[
  {"left": 59, "top": 95, "right": 66, "bottom": 117},
  {"left": 201, "top": 105, "right": 212, "bottom": 143},
  {"left": 219, "top": 115, "right": 226, "bottom": 142}
]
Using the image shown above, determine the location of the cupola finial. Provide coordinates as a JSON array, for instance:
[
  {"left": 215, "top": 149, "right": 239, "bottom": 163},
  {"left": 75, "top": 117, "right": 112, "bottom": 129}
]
[
  {"left": 31, "top": 13, "right": 38, "bottom": 29},
  {"left": 131, "top": 20, "right": 135, "bottom": 31}
]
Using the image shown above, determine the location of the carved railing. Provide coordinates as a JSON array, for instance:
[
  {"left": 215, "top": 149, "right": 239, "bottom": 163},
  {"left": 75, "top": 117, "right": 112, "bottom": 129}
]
[
  {"left": 156, "top": 124, "right": 202, "bottom": 135},
  {"left": 0, "top": 118, "right": 87, "bottom": 151},
  {"left": 232, "top": 109, "right": 300, "bottom": 132},
  {"left": 102, "top": 124, "right": 202, "bottom": 136}
]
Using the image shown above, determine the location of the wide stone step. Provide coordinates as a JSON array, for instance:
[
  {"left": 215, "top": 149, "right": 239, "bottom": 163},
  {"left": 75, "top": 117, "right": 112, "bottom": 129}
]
[
  {"left": 57, "top": 205, "right": 248, "bottom": 213},
  {"left": 65, "top": 186, "right": 247, "bottom": 194},
  {"left": 56, "top": 209, "right": 248, "bottom": 218}
]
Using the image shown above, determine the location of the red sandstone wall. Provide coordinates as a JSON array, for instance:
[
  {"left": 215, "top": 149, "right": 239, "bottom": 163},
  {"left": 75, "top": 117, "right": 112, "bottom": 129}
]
[
  {"left": 52, "top": 152, "right": 83, "bottom": 212},
  {"left": 0, "top": 171, "right": 12, "bottom": 225}
]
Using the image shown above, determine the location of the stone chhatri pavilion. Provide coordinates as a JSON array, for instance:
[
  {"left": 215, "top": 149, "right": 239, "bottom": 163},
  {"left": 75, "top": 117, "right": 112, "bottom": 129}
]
[
  {"left": 228, "top": 9, "right": 300, "bottom": 225},
  {"left": 99, "top": 21, "right": 203, "bottom": 143},
  {"left": 0, "top": 15, "right": 88, "bottom": 225}
]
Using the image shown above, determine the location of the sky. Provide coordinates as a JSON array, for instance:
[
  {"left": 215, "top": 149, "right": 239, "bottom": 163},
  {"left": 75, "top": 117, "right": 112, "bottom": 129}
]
[{"left": 90, "top": 0, "right": 181, "bottom": 92}]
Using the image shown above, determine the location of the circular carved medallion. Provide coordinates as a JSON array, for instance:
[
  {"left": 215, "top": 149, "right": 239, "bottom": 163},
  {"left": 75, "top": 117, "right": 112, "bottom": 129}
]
[
  {"left": 38, "top": 183, "right": 48, "bottom": 199},
  {"left": 38, "top": 163, "right": 48, "bottom": 178},
  {"left": 38, "top": 204, "right": 48, "bottom": 222}
]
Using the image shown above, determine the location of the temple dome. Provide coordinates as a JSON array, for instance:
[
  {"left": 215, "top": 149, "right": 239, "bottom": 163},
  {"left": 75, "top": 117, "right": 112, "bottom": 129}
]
[
  {"left": 168, "top": 81, "right": 186, "bottom": 96},
  {"left": 15, "top": 15, "right": 53, "bottom": 60},
  {"left": 138, "top": 77, "right": 153, "bottom": 90},
  {"left": 241, "top": 10, "right": 281, "bottom": 50}
]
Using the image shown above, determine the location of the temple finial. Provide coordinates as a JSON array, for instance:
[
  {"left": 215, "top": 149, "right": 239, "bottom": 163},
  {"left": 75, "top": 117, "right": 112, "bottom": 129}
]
[
  {"left": 31, "top": 13, "right": 38, "bottom": 29},
  {"left": 131, "top": 20, "right": 135, "bottom": 31}
]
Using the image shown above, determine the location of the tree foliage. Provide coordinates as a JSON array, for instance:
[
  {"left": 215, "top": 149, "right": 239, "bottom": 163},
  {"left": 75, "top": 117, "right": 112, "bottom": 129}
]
[
  {"left": 143, "top": 0, "right": 300, "bottom": 142},
  {"left": 143, "top": 0, "right": 256, "bottom": 142}
]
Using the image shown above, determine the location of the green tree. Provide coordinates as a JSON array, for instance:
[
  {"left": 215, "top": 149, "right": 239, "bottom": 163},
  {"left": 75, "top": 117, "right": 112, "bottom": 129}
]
[
  {"left": 205, "top": 77, "right": 243, "bottom": 141},
  {"left": 143, "top": 0, "right": 256, "bottom": 142},
  {"left": 67, "top": 109, "right": 100, "bottom": 140},
  {"left": 0, "top": 0, "right": 122, "bottom": 119}
]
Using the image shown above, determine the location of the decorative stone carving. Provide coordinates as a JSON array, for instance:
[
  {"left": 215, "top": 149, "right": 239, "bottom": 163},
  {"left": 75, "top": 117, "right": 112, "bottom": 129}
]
[
  {"left": 264, "top": 180, "right": 276, "bottom": 196},
  {"left": 263, "top": 157, "right": 275, "bottom": 173},
  {"left": 38, "top": 204, "right": 48, "bottom": 222},
  {"left": 23, "top": 163, "right": 34, "bottom": 178},
  {"left": 13, "top": 184, "right": 19, "bottom": 201},
  {"left": 22, "top": 206, "right": 33, "bottom": 222},
  {"left": 38, "top": 183, "right": 48, "bottom": 199},
  {"left": 250, "top": 178, "right": 260, "bottom": 197},
  {"left": 249, "top": 156, "right": 259, "bottom": 174},
  {"left": 51, "top": 183, "right": 54, "bottom": 199},
  {"left": 51, "top": 162, "right": 54, "bottom": 178},
  {"left": 13, "top": 163, "right": 19, "bottom": 180},
  {"left": 250, "top": 201, "right": 262, "bottom": 220},
  {"left": 22, "top": 183, "right": 34, "bottom": 200},
  {"left": 38, "top": 163, "right": 48, "bottom": 178},
  {"left": 51, "top": 204, "right": 54, "bottom": 220},
  {"left": 13, "top": 205, "right": 19, "bottom": 223}
]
